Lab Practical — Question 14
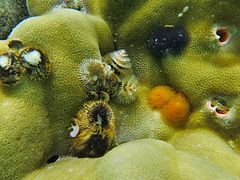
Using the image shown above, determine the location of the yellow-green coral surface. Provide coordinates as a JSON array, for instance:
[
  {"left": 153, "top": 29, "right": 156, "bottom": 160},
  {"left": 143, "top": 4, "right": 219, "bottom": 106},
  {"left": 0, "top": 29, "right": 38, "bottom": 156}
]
[
  {"left": 88, "top": 0, "right": 240, "bottom": 108},
  {"left": 169, "top": 129, "right": 240, "bottom": 177},
  {"left": 87, "top": 0, "right": 240, "bottom": 150},
  {"left": 111, "top": 86, "right": 175, "bottom": 144},
  {"left": 24, "top": 139, "right": 239, "bottom": 179},
  {"left": 26, "top": 0, "right": 59, "bottom": 16},
  {"left": 0, "top": 8, "right": 114, "bottom": 179}
]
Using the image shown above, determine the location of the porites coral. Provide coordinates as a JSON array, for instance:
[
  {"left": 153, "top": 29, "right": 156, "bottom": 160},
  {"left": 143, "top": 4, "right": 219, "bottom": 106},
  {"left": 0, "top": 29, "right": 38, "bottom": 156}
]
[{"left": 0, "top": 8, "right": 114, "bottom": 179}]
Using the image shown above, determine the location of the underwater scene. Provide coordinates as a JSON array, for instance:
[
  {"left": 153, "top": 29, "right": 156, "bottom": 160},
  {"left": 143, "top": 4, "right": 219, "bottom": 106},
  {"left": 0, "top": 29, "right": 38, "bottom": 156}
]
[{"left": 0, "top": 0, "right": 240, "bottom": 179}]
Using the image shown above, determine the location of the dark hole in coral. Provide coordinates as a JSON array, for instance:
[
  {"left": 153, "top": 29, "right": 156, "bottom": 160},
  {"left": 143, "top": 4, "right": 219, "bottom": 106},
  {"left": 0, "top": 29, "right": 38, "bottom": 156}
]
[
  {"left": 147, "top": 25, "right": 189, "bottom": 57},
  {"left": 91, "top": 105, "right": 109, "bottom": 127},
  {"left": 46, "top": 155, "right": 59, "bottom": 164},
  {"left": 8, "top": 39, "right": 24, "bottom": 50},
  {"left": 216, "top": 27, "right": 229, "bottom": 44}
]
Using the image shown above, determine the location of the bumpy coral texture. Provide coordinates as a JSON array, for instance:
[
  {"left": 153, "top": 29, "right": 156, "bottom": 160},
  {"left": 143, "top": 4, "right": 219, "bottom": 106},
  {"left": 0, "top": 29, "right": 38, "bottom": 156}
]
[
  {"left": 169, "top": 129, "right": 240, "bottom": 177},
  {"left": 87, "top": 0, "right": 240, "bottom": 107},
  {"left": 26, "top": 0, "right": 86, "bottom": 16},
  {"left": 1, "top": 0, "right": 240, "bottom": 179},
  {"left": 0, "top": 9, "right": 114, "bottom": 179},
  {"left": 24, "top": 139, "right": 239, "bottom": 179},
  {"left": 24, "top": 0, "right": 187, "bottom": 149},
  {"left": 0, "top": 79, "right": 53, "bottom": 180},
  {"left": 26, "top": 0, "right": 59, "bottom": 16},
  {"left": 87, "top": 0, "right": 240, "bottom": 149},
  {"left": 111, "top": 86, "right": 175, "bottom": 144},
  {"left": 0, "top": 0, "right": 28, "bottom": 39}
]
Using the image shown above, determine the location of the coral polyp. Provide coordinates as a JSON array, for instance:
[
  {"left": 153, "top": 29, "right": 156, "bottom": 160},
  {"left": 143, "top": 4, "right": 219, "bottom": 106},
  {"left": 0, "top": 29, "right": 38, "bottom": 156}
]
[
  {"left": 0, "top": 52, "right": 22, "bottom": 84},
  {"left": 19, "top": 48, "right": 50, "bottom": 80},
  {"left": 71, "top": 100, "right": 115, "bottom": 157},
  {"left": 148, "top": 85, "right": 175, "bottom": 109},
  {"left": 114, "top": 74, "right": 139, "bottom": 105}
]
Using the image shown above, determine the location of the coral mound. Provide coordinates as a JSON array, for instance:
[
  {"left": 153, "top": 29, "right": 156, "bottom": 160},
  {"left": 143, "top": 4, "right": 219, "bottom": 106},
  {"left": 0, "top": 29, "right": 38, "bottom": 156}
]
[
  {"left": 24, "top": 138, "right": 239, "bottom": 179},
  {"left": 0, "top": 8, "right": 114, "bottom": 179}
]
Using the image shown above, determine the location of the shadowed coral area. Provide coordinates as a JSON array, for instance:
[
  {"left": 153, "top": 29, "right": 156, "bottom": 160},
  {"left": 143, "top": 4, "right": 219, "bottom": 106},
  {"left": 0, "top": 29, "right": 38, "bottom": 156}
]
[{"left": 0, "top": 0, "right": 28, "bottom": 39}]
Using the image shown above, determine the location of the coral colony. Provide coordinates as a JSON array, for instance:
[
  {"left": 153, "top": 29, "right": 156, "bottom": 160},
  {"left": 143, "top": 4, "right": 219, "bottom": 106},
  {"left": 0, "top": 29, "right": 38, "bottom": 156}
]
[{"left": 0, "top": 0, "right": 240, "bottom": 179}]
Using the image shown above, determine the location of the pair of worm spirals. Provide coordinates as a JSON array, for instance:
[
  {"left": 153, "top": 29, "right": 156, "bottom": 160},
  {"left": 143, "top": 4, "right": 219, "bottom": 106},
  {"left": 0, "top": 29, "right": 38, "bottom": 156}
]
[
  {"left": 78, "top": 49, "right": 139, "bottom": 105},
  {"left": 0, "top": 40, "right": 50, "bottom": 85}
]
